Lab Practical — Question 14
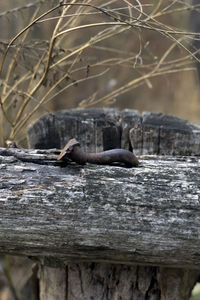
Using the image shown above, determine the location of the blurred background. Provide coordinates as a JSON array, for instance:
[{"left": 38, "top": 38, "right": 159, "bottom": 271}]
[{"left": 0, "top": 1, "right": 200, "bottom": 299}]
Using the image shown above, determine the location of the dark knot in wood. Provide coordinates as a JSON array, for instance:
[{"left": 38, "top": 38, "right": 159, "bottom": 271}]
[{"left": 57, "top": 138, "right": 139, "bottom": 167}]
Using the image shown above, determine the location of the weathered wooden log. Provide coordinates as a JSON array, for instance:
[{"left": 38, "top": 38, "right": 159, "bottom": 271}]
[
  {"left": 4, "top": 109, "right": 200, "bottom": 300},
  {"left": 0, "top": 147, "right": 199, "bottom": 270}
]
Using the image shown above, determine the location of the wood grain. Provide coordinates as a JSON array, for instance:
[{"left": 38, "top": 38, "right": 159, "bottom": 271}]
[{"left": 0, "top": 147, "right": 199, "bottom": 269}]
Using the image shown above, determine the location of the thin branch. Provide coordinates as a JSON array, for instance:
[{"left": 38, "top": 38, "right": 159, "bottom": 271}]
[
  {"left": 50, "top": 26, "right": 128, "bottom": 70},
  {"left": 10, "top": 68, "right": 110, "bottom": 139},
  {"left": 0, "top": 0, "right": 198, "bottom": 143},
  {"left": 12, "top": 2, "right": 68, "bottom": 126},
  {"left": 55, "top": 22, "right": 127, "bottom": 39},
  {"left": 2, "top": 3, "right": 42, "bottom": 97},
  {"left": 0, "top": 1, "right": 43, "bottom": 18},
  {"left": 0, "top": 2, "right": 61, "bottom": 80},
  {"left": 79, "top": 34, "right": 182, "bottom": 108}
]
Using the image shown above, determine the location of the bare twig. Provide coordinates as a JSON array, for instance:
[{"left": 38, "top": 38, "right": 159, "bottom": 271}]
[{"left": 0, "top": 0, "right": 199, "bottom": 144}]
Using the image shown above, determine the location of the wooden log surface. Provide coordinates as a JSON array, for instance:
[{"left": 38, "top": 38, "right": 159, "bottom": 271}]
[{"left": 0, "top": 147, "right": 199, "bottom": 269}]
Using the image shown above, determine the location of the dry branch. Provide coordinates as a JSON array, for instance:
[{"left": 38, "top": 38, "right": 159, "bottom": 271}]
[{"left": 1, "top": 1, "right": 200, "bottom": 144}]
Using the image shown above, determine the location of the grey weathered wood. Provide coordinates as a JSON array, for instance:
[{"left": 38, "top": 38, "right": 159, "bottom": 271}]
[
  {"left": 10, "top": 109, "right": 200, "bottom": 300},
  {"left": 27, "top": 109, "right": 200, "bottom": 156},
  {"left": 130, "top": 111, "right": 200, "bottom": 155},
  {"left": 68, "top": 264, "right": 160, "bottom": 300},
  {"left": 27, "top": 109, "right": 121, "bottom": 152},
  {"left": 39, "top": 266, "right": 67, "bottom": 300},
  {"left": 67, "top": 263, "right": 199, "bottom": 300},
  {"left": 0, "top": 147, "right": 200, "bottom": 269}
]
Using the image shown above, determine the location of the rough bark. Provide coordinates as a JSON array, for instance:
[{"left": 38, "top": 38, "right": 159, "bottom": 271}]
[
  {"left": 0, "top": 147, "right": 199, "bottom": 270},
  {"left": 27, "top": 109, "right": 200, "bottom": 156},
  {"left": 16, "top": 261, "right": 199, "bottom": 300},
  {"left": 68, "top": 263, "right": 199, "bottom": 300}
]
